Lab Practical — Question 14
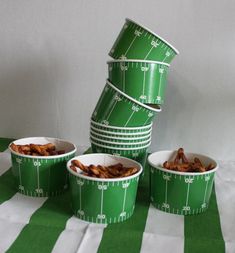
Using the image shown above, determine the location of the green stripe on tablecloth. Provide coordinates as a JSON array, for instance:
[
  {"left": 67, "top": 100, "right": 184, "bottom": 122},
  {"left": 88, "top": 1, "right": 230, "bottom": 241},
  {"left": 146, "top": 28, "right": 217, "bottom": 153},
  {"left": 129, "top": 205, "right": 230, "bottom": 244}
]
[
  {"left": 7, "top": 192, "right": 72, "bottom": 253},
  {"left": 97, "top": 162, "right": 150, "bottom": 253},
  {"left": 0, "top": 138, "right": 14, "bottom": 152},
  {"left": 0, "top": 170, "right": 17, "bottom": 204},
  {"left": 184, "top": 186, "right": 225, "bottom": 253}
]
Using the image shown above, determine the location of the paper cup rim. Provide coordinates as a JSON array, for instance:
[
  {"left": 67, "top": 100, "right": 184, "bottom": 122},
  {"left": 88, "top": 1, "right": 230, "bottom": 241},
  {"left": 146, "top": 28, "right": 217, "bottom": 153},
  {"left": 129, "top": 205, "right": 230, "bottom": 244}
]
[
  {"left": 107, "top": 59, "right": 170, "bottom": 67},
  {"left": 67, "top": 153, "right": 143, "bottom": 182},
  {"left": 107, "top": 80, "right": 162, "bottom": 112},
  {"left": 90, "top": 134, "right": 151, "bottom": 145},
  {"left": 91, "top": 139, "right": 151, "bottom": 150},
  {"left": 90, "top": 125, "right": 152, "bottom": 136},
  {"left": 8, "top": 137, "right": 77, "bottom": 159},
  {"left": 90, "top": 129, "right": 151, "bottom": 140},
  {"left": 148, "top": 150, "right": 218, "bottom": 176},
  {"left": 126, "top": 18, "right": 179, "bottom": 54},
  {"left": 91, "top": 119, "right": 152, "bottom": 130}
]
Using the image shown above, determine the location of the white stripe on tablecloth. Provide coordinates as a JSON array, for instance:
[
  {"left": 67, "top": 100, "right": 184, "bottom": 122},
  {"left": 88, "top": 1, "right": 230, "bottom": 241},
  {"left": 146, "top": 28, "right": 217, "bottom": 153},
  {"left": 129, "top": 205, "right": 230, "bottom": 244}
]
[
  {"left": 0, "top": 193, "right": 47, "bottom": 252},
  {"left": 215, "top": 161, "right": 235, "bottom": 253},
  {"left": 0, "top": 150, "right": 11, "bottom": 176},
  {"left": 52, "top": 216, "right": 106, "bottom": 253},
  {"left": 140, "top": 205, "right": 184, "bottom": 253}
]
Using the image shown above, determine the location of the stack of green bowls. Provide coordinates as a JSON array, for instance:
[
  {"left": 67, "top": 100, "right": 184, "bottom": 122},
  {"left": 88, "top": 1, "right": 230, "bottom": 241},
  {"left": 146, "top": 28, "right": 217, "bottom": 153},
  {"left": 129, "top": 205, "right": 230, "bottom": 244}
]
[
  {"left": 90, "top": 119, "right": 152, "bottom": 165},
  {"left": 90, "top": 18, "right": 179, "bottom": 165}
]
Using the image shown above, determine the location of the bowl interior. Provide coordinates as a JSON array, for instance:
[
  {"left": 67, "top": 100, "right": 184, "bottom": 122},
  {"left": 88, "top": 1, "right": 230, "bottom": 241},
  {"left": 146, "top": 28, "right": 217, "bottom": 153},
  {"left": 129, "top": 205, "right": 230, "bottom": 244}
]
[
  {"left": 10, "top": 137, "right": 76, "bottom": 155},
  {"left": 148, "top": 150, "right": 218, "bottom": 175},
  {"left": 67, "top": 153, "right": 143, "bottom": 181}
]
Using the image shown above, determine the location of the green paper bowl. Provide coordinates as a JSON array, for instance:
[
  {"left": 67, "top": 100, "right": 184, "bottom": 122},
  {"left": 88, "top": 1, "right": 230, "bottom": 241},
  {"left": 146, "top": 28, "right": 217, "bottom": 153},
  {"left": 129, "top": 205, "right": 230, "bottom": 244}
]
[
  {"left": 90, "top": 133, "right": 151, "bottom": 146},
  {"left": 91, "top": 119, "right": 152, "bottom": 135},
  {"left": 90, "top": 125, "right": 152, "bottom": 138},
  {"left": 67, "top": 153, "right": 143, "bottom": 224},
  {"left": 91, "top": 80, "right": 161, "bottom": 127},
  {"left": 90, "top": 136, "right": 151, "bottom": 148},
  {"left": 109, "top": 18, "right": 179, "bottom": 64},
  {"left": 148, "top": 150, "right": 218, "bottom": 215},
  {"left": 90, "top": 129, "right": 151, "bottom": 143},
  {"left": 9, "top": 137, "right": 77, "bottom": 197},
  {"left": 91, "top": 140, "right": 150, "bottom": 166},
  {"left": 108, "top": 60, "right": 169, "bottom": 104}
]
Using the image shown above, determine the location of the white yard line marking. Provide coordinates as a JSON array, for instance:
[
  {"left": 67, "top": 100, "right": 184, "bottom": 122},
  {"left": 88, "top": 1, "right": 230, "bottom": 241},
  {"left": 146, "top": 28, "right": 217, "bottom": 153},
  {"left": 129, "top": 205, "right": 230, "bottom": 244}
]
[
  {"left": 161, "top": 55, "right": 168, "bottom": 62},
  {"left": 79, "top": 185, "right": 82, "bottom": 213},
  {"left": 100, "top": 185, "right": 104, "bottom": 219},
  {"left": 143, "top": 116, "right": 151, "bottom": 126},
  {"left": 123, "top": 68, "right": 126, "bottom": 92},
  {"left": 18, "top": 161, "right": 22, "bottom": 187},
  {"left": 105, "top": 97, "right": 118, "bottom": 121},
  {"left": 142, "top": 63, "right": 147, "bottom": 99},
  {"left": 121, "top": 184, "right": 128, "bottom": 222},
  {"left": 165, "top": 180, "right": 168, "bottom": 206},
  {"left": 157, "top": 70, "right": 163, "bottom": 99},
  {"left": 124, "top": 110, "right": 135, "bottom": 127},
  {"left": 122, "top": 188, "right": 127, "bottom": 212},
  {"left": 37, "top": 159, "right": 40, "bottom": 195},
  {"left": 185, "top": 182, "right": 190, "bottom": 207},
  {"left": 203, "top": 179, "right": 209, "bottom": 205},
  {"left": 124, "top": 36, "right": 137, "bottom": 56},
  {"left": 144, "top": 46, "right": 154, "bottom": 60}
]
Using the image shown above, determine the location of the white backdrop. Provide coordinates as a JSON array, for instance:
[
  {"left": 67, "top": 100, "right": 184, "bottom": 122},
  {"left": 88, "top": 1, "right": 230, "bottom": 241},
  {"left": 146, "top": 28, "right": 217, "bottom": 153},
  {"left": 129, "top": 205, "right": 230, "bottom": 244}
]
[{"left": 0, "top": 0, "right": 234, "bottom": 160}]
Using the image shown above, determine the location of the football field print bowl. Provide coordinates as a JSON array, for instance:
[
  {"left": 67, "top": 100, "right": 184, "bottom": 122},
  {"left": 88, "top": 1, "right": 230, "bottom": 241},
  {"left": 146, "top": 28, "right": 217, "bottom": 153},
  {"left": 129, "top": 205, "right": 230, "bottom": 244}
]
[
  {"left": 91, "top": 80, "right": 161, "bottom": 127},
  {"left": 148, "top": 151, "right": 218, "bottom": 215},
  {"left": 90, "top": 128, "right": 151, "bottom": 142},
  {"left": 67, "top": 154, "right": 143, "bottom": 224},
  {"left": 90, "top": 124, "right": 152, "bottom": 138},
  {"left": 108, "top": 60, "right": 169, "bottom": 104},
  {"left": 91, "top": 119, "right": 152, "bottom": 135},
  {"left": 109, "top": 18, "right": 179, "bottom": 64},
  {"left": 91, "top": 140, "right": 150, "bottom": 166},
  {"left": 9, "top": 137, "right": 76, "bottom": 197},
  {"left": 90, "top": 133, "right": 151, "bottom": 146}
]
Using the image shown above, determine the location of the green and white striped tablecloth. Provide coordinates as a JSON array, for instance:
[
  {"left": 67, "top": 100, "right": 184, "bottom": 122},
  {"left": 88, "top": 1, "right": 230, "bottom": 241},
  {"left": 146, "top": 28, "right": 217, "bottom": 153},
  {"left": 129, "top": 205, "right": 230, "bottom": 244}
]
[{"left": 0, "top": 138, "right": 234, "bottom": 253}]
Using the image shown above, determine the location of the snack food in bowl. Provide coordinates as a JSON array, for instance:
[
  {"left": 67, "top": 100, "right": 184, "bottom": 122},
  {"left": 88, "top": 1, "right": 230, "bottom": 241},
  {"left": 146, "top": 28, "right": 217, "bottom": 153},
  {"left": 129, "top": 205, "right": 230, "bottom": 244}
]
[
  {"left": 70, "top": 159, "right": 138, "bottom": 178},
  {"left": 162, "top": 148, "right": 215, "bottom": 173},
  {"left": 10, "top": 142, "right": 65, "bottom": 156},
  {"left": 9, "top": 137, "right": 77, "bottom": 197},
  {"left": 67, "top": 153, "right": 143, "bottom": 224},
  {"left": 148, "top": 149, "right": 218, "bottom": 215}
]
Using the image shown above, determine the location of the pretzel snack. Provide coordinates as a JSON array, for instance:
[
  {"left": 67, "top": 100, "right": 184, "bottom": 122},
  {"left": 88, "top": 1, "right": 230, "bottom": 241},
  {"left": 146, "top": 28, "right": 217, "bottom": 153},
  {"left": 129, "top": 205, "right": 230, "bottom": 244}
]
[
  {"left": 163, "top": 148, "right": 215, "bottom": 173},
  {"left": 70, "top": 160, "right": 138, "bottom": 179},
  {"left": 10, "top": 143, "right": 65, "bottom": 156}
]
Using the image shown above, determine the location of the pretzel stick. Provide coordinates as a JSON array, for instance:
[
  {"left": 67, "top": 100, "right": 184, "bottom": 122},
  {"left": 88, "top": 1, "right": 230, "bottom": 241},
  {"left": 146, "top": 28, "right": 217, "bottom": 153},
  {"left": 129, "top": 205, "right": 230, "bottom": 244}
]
[
  {"left": 174, "top": 151, "right": 181, "bottom": 164},
  {"left": 206, "top": 163, "right": 215, "bottom": 171},
  {"left": 71, "top": 160, "right": 89, "bottom": 173},
  {"left": 71, "top": 160, "right": 138, "bottom": 178}
]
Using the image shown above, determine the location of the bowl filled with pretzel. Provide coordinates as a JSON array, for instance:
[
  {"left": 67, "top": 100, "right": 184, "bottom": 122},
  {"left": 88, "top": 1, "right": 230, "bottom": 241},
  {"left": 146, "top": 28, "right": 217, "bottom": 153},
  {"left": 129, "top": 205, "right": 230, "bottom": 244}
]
[
  {"left": 67, "top": 153, "right": 143, "bottom": 224},
  {"left": 148, "top": 148, "right": 218, "bottom": 215},
  {"left": 9, "top": 137, "right": 76, "bottom": 197}
]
